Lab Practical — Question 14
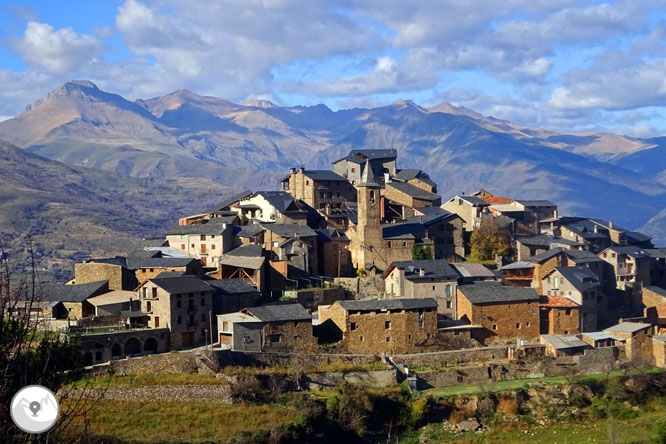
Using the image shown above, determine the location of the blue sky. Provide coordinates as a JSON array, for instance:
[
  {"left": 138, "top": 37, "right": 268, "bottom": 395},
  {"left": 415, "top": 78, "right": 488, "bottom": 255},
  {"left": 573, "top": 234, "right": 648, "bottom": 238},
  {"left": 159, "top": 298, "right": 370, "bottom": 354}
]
[{"left": 1, "top": 0, "right": 666, "bottom": 137}]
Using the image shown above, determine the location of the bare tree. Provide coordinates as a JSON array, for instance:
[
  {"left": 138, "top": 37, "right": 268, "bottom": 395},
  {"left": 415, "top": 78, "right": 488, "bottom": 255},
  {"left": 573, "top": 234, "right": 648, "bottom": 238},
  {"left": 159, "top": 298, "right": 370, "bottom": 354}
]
[{"left": 0, "top": 240, "right": 104, "bottom": 443}]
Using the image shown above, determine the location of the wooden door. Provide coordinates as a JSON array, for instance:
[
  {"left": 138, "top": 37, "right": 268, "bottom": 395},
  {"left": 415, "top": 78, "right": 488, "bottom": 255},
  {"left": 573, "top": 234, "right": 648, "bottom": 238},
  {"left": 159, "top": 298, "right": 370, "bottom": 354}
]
[{"left": 181, "top": 332, "right": 193, "bottom": 347}]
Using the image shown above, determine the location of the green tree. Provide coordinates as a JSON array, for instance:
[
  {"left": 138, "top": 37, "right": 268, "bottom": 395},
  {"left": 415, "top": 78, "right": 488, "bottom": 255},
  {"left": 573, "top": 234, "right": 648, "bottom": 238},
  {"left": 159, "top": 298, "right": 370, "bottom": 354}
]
[
  {"left": 412, "top": 245, "right": 433, "bottom": 260},
  {"left": 470, "top": 219, "right": 511, "bottom": 261}
]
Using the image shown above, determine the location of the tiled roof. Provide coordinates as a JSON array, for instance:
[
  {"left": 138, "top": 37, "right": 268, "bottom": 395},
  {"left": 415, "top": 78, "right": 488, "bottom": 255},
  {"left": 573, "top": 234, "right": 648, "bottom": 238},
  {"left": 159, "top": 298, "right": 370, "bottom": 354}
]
[
  {"left": 539, "top": 295, "right": 580, "bottom": 307},
  {"left": 337, "top": 298, "right": 438, "bottom": 312},
  {"left": 481, "top": 195, "right": 512, "bottom": 204},
  {"left": 457, "top": 282, "right": 539, "bottom": 304},
  {"left": 246, "top": 303, "right": 311, "bottom": 322}
]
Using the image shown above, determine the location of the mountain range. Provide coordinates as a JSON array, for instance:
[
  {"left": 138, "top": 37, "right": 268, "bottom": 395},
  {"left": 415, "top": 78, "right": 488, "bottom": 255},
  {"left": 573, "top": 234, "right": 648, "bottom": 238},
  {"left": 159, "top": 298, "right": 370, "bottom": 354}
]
[{"left": 0, "top": 80, "right": 665, "bottom": 270}]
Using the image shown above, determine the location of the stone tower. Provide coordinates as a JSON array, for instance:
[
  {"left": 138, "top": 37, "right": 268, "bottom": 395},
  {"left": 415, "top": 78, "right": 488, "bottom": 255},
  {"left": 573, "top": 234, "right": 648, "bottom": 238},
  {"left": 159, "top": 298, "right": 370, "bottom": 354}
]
[{"left": 351, "top": 159, "right": 385, "bottom": 270}]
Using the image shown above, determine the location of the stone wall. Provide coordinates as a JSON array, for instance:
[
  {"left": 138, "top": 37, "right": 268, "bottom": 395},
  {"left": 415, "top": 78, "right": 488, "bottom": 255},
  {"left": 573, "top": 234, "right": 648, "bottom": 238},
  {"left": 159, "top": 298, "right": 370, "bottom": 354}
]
[
  {"left": 80, "top": 328, "right": 171, "bottom": 365},
  {"left": 214, "top": 349, "right": 382, "bottom": 368},
  {"left": 86, "top": 349, "right": 198, "bottom": 376},
  {"left": 334, "top": 277, "right": 385, "bottom": 297},
  {"left": 283, "top": 288, "right": 348, "bottom": 310},
  {"left": 75, "top": 262, "right": 137, "bottom": 291},
  {"left": 394, "top": 346, "right": 509, "bottom": 368},
  {"left": 305, "top": 370, "right": 397, "bottom": 390},
  {"left": 78, "top": 314, "right": 122, "bottom": 328}
]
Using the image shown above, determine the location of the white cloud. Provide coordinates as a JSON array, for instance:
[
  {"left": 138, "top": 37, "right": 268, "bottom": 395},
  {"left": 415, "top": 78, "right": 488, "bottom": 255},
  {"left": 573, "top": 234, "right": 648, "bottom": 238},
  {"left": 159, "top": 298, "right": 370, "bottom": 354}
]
[{"left": 12, "top": 22, "right": 101, "bottom": 73}]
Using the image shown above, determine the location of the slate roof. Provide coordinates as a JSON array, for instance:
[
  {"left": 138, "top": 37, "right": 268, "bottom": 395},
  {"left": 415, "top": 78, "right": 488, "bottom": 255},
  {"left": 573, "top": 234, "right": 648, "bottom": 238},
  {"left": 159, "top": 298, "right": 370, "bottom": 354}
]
[
  {"left": 87, "top": 290, "right": 136, "bottom": 306},
  {"left": 41, "top": 280, "right": 109, "bottom": 303},
  {"left": 337, "top": 298, "right": 438, "bottom": 312},
  {"left": 646, "top": 249, "right": 666, "bottom": 259},
  {"left": 148, "top": 275, "right": 213, "bottom": 294},
  {"left": 541, "top": 334, "right": 588, "bottom": 350},
  {"left": 405, "top": 209, "right": 455, "bottom": 226},
  {"left": 626, "top": 231, "right": 652, "bottom": 243},
  {"left": 515, "top": 200, "right": 556, "bottom": 207},
  {"left": 453, "top": 195, "right": 489, "bottom": 206},
  {"left": 166, "top": 218, "right": 232, "bottom": 236},
  {"left": 392, "top": 169, "right": 437, "bottom": 188},
  {"left": 208, "top": 190, "right": 253, "bottom": 212},
  {"left": 207, "top": 279, "right": 258, "bottom": 295},
  {"left": 315, "top": 228, "right": 349, "bottom": 242},
  {"left": 515, "top": 235, "right": 582, "bottom": 248},
  {"left": 451, "top": 263, "right": 496, "bottom": 279},
  {"left": 218, "top": 255, "right": 265, "bottom": 269},
  {"left": 554, "top": 267, "right": 600, "bottom": 292},
  {"left": 502, "top": 261, "right": 535, "bottom": 270},
  {"left": 390, "top": 260, "right": 458, "bottom": 280},
  {"left": 153, "top": 271, "right": 186, "bottom": 279},
  {"left": 225, "top": 244, "right": 264, "bottom": 257},
  {"left": 234, "top": 223, "right": 266, "bottom": 238},
  {"left": 255, "top": 191, "right": 299, "bottom": 213},
  {"left": 262, "top": 223, "right": 317, "bottom": 238},
  {"left": 644, "top": 286, "right": 666, "bottom": 298},
  {"left": 582, "top": 332, "right": 625, "bottom": 342},
  {"left": 528, "top": 247, "right": 600, "bottom": 264},
  {"left": 457, "top": 282, "right": 539, "bottom": 304},
  {"left": 125, "top": 249, "right": 161, "bottom": 270},
  {"left": 606, "top": 246, "right": 651, "bottom": 259},
  {"left": 245, "top": 303, "right": 311, "bottom": 322},
  {"left": 88, "top": 257, "right": 128, "bottom": 267},
  {"left": 334, "top": 149, "right": 398, "bottom": 164},
  {"left": 329, "top": 208, "right": 358, "bottom": 225},
  {"left": 604, "top": 322, "right": 652, "bottom": 333},
  {"left": 302, "top": 170, "right": 348, "bottom": 181},
  {"left": 136, "top": 257, "right": 196, "bottom": 269}
]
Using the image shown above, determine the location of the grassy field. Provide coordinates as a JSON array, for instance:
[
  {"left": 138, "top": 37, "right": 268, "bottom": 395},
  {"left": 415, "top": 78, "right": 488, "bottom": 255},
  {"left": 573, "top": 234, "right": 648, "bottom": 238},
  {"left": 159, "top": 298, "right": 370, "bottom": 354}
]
[
  {"left": 412, "top": 399, "right": 666, "bottom": 444},
  {"left": 62, "top": 400, "right": 299, "bottom": 443}
]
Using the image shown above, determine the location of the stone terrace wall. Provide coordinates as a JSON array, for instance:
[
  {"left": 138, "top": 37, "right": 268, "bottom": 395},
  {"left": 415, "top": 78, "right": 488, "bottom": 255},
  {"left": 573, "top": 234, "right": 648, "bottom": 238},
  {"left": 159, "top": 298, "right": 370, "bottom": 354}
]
[
  {"left": 334, "top": 277, "right": 384, "bottom": 297},
  {"left": 305, "top": 370, "right": 397, "bottom": 390},
  {"left": 86, "top": 351, "right": 198, "bottom": 376},
  {"left": 394, "top": 346, "right": 509, "bottom": 368},
  {"left": 215, "top": 349, "right": 382, "bottom": 368}
]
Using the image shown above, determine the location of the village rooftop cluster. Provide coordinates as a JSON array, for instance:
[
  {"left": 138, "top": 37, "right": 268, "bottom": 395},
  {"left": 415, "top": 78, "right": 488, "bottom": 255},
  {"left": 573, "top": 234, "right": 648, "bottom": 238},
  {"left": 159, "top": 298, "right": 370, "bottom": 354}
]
[{"left": 17, "top": 149, "right": 666, "bottom": 367}]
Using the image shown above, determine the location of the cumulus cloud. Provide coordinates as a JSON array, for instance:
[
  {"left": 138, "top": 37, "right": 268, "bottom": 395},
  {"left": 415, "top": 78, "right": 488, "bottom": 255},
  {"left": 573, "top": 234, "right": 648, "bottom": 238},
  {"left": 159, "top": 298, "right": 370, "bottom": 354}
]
[{"left": 12, "top": 22, "right": 101, "bottom": 73}]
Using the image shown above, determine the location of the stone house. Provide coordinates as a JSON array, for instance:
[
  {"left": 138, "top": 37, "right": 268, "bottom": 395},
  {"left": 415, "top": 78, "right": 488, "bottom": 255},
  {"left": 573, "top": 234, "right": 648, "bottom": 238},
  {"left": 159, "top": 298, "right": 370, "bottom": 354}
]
[
  {"left": 332, "top": 149, "right": 397, "bottom": 187},
  {"left": 315, "top": 228, "right": 353, "bottom": 277},
  {"left": 539, "top": 295, "right": 581, "bottom": 335},
  {"left": 138, "top": 275, "right": 214, "bottom": 349},
  {"left": 207, "top": 279, "right": 259, "bottom": 315},
  {"left": 134, "top": 257, "right": 204, "bottom": 284},
  {"left": 280, "top": 168, "right": 356, "bottom": 211},
  {"left": 471, "top": 189, "right": 513, "bottom": 205},
  {"left": 215, "top": 244, "right": 266, "bottom": 290},
  {"left": 179, "top": 190, "right": 252, "bottom": 226},
  {"left": 87, "top": 290, "right": 139, "bottom": 316},
  {"left": 646, "top": 248, "right": 666, "bottom": 289},
  {"left": 166, "top": 219, "right": 235, "bottom": 267},
  {"left": 456, "top": 282, "right": 540, "bottom": 341},
  {"left": 540, "top": 334, "right": 588, "bottom": 357},
  {"left": 262, "top": 223, "right": 319, "bottom": 275},
  {"left": 653, "top": 336, "right": 666, "bottom": 368},
  {"left": 524, "top": 247, "right": 605, "bottom": 295},
  {"left": 641, "top": 285, "right": 666, "bottom": 309},
  {"left": 441, "top": 195, "right": 491, "bottom": 232},
  {"left": 599, "top": 246, "right": 653, "bottom": 293},
  {"left": 383, "top": 259, "right": 458, "bottom": 317},
  {"left": 217, "top": 303, "right": 315, "bottom": 352},
  {"left": 317, "top": 298, "right": 438, "bottom": 354},
  {"left": 501, "top": 261, "right": 536, "bottom": 288},
  {"left": 604, "top": 322, "right": 653, "bottom": 362},
  {"left": 541, "top": 266, "right": 601, "bottom": 331},
  {"left": 384, "top": 181, "right": 441, "bottom": 212},
  {"left": 40, "top": 280, "right": 110, "bottom": 320},
  {"left": 513, "top": 235, "right": 585, "bottom": 261},
  {"left": 392, "top": 169, "right": 438, "bottom": 193},
  {"left": 75, "top": 257, "right": 138, "bottom": 290},
  {"left": 581, "top": 331, "right": 625, "bottom": 348}
]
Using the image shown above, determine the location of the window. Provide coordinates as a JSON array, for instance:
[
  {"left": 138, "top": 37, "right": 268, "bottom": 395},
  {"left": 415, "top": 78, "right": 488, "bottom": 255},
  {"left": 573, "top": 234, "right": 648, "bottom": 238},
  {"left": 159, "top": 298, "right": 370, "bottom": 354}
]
[
  {"left": 418, "top": 312, "right": 425, "bottom": 328},
  {"left": 408, "top": 334, "right": 412, "bottom": 339},
  {"left": 388, "top": 241, "right": 392, "bottom": 248},
  {"left": 564, "top": 330, "right": 569, "bottom": 335},
  {"left": 350, "top": 322, "right": 357, "bottom": 331},
  {"left": 155, "top": 316, "right": 159, "bottom": 327},
  {"left": 177, "top": 300, "right": 181, "bottom": 308},
  {"left": 359, "top": 336, "right": 364, "bottom": 341},
  {"left": 492, "top": 324, "right": 498, "bottom": 331},
  {"left": 526, "top": 321, "right": 531, "bottom": 327},
  {"left": 269, "top": 334, "right": 282, "bottom": 343},
  {"left": 351, "top": 167, "right": 356, "bottom": 173},
  {"left": 201, "top": 298, "right": 205, "bottom": 306},
  {"left": 212, "top": 244, "right": 216, "bottom": 250},
  {"left": 320, "top": 192, "right": 326, "bottom": 199},
  {"left": 191, "top": 244, "right": 195, "bottom": 248},
  {"left": 403, "top": 241, "right": 407, "bottom": 247},
  {"left": 149, "top": 268, "right": 154, "bottom": 273},
  {"left": 370, "top": 190, "right": 375, "bottom": 200},
  {"left": 142, "top": 288, "right": 147, "bottom": 298},
  {"left": 432, "top": 285, "right": 436, "bottom": 291},
  {"left": 385, "top": 321, "right": 391, "bottom": 329},
  {"left": 146, "top": 301, "right": 152, "bottom": 312},
  {"left": 201, "top": 313, "right": 206, "bottom": 321},
  {"left": 181, "top": 244, "right": 185, "bottom": 250},
  {"left": 306, "top": 180, "right": 309, "bottom": 185},
  {"left": 211, "top": 235, "right": 215, "bottom": 239},
  {"left": 177, "top": 316, "right": 182, "bottom": 324},
  {"left": 201, "top": 235, "right": 206, "bottom": 241},
  {"left": 445, "top": 285, "right": 451, "bottom": 297},
  {"left": 386, "top": 337, "right": 391, "bottom": 343},
  {"left": 337, "top": 193, "right": 341, "bottom": 197},
  {"left": 565, "top": 308, "right": 572, "bottom": 316},
  {"left": 152, "top": 288, "right": 157, "bottom": 298},
  {"left": 446, "top": 301, "right": 452, "bottom": 309},
  {"left": 516, "top": 322, "right": 521, "bottom": 329}
]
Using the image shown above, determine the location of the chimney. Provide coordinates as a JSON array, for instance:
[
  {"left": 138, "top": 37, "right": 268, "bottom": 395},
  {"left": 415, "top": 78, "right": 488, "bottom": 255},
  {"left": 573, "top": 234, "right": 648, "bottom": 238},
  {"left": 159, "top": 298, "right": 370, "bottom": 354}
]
[
  {"left": 594, "top": 224, "right": 598, "bottom": 233},
  {"left": 290, "top": 167, "right": 296, "bottom": 174},
  {"left": 609, "top": 220, "right": 613, "bottom": 229},
  {"left": 298, "top": 166, "right": 304, "bottom": 174},
  {"left": 419, "top": 267, "right": 425, "bottom": 277},
  {"left": 222, "top": 223, "right": 227, "bottom": 229},
  {"left": 326, "top": 203, "right": 331, "bottom": 215}
]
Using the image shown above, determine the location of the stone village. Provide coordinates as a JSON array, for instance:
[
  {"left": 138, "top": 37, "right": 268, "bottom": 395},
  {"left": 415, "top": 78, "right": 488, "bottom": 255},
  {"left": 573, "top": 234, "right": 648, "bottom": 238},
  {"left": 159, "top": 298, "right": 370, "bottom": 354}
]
[{"left": 17, "top": 149, "right": 666, "bottom": 387}]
